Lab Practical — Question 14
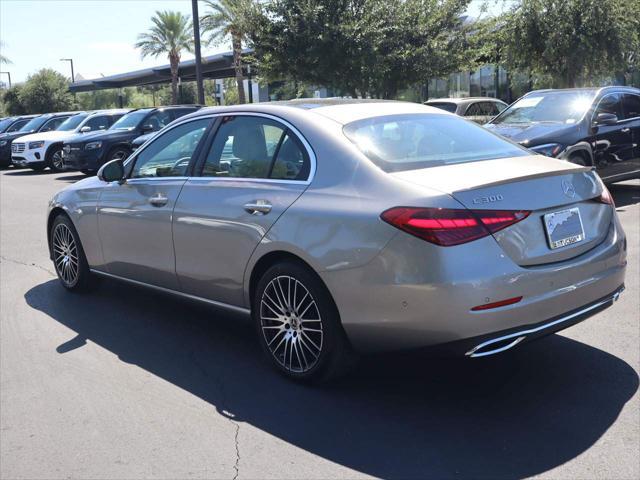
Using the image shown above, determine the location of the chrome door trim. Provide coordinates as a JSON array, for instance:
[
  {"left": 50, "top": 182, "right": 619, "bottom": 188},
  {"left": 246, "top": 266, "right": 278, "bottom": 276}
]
[
  {"left": 465, "top": 286, "right": 624, "bottom": 358},
  {"left": 90, "top": 269, "right": 251, "bottom": 315}
]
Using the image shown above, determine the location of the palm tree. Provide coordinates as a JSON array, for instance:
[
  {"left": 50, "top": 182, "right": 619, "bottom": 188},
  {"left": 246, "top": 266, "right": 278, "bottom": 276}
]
[
  {"left": 201, "top": 0, "right": 257, "bottom": 104},
  {"left": 0, "top": 41, "right": 11, "bottom": 64},
  {"left": 135, "top": 11, "right": 194, "bottom": 104}
]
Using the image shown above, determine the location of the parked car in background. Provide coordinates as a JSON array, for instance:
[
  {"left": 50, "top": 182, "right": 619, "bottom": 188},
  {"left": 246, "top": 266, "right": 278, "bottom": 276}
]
[
  {"left": 0, "top": 114, "right": 39, "bottom": 135},
  {"left": 424, "top": 97, "right": 508, "bottom": 124},
  {"left": 62, "top": 105, "right": 202, "bottom": 174},
  {"left": 11, "top": 110, "right": 130, "bottom": 172},
  {"left": 0, "top": 112, "right": 77, "bottom": 168},
  {"left": 486, "top": 86, "right": 640, "bottom": 183},
  {"left": 47, "top": 99, "right": 625, "bottom": 382},
  {"left": 130, "top": 131, "right": 158, "bottom": 151}
]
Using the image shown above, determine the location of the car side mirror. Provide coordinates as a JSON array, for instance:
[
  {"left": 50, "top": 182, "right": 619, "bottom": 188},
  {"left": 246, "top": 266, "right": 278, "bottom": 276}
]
[
  {"left": 80, "top": 126, "right": 91, "bottom": 133},
  {"left": 98, "top": 159, "right": 125, "bottom": 183},
  {"left": 141, "top": 124, "right": 154, "bottom": 133},
  {"left": 594, "top": 112, "right": 618, "bottom": 126}
]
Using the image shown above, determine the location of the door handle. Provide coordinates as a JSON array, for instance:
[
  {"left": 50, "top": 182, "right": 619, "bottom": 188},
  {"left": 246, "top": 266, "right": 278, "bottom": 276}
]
[
  {"left": 621, "top": 128, "right": 630, "bottom": 133},
  {"left": 148, "top": 194, "right": 168, "bottom": 207},
  {"left": 244, "top": 200, "right": 272, "bottom": 215}
]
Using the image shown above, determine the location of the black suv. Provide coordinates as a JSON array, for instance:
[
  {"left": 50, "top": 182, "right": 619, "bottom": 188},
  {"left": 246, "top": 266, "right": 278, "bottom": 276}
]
[
  {"left": 486, "top": 86, "right": 640, "bottom": 183},
  {"left": 62, "top": 105, "right": 202, "bottom": 174},
  {"left": 0, "top": 112, "right": 76, "bottom": 167},
  {"left": 0, "top": 115, "right": 39, "bottom": 134}
]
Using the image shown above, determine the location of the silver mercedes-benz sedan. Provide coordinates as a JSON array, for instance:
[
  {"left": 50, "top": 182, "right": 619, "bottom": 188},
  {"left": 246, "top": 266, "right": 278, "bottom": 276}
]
[{"left": 47, "top": 99, "right": 627, "bottom": 382}]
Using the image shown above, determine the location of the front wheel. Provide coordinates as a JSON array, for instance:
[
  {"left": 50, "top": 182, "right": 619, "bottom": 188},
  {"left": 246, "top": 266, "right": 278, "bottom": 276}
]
[
  {"left": 253, "top": 261, "right": 355, "bottom": 382},
  {"left": 48, "top": 147, "right": 65, "bottom": 172},
  {"left": 50, "top": 215, "right": 93, "bottom": 292}
]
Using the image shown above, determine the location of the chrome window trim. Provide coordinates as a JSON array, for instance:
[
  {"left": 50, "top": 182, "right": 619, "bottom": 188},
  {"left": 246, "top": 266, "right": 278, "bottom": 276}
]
[
  {"left": 90, "top": 269, "right": 251, "bottom": 315},
  {"left": 130, "top": 111, "right": 317, "bottom": 185}
]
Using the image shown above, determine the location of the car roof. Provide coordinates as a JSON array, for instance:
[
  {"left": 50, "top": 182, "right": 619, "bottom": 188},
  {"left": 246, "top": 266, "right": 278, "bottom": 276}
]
[
  {"left": 527, "top": 86, "right": 640, "bottom": 96},
  {"left": 425, "top": 97, "right": 506, "bottom": 104},
  {"left": 195, "top": 98, "right": 447, "bottom": 125}
]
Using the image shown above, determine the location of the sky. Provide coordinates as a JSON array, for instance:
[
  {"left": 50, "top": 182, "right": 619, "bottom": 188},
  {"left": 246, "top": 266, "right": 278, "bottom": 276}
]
[{"left": 0, "top": 0, "right": 508, "bottom": 85}]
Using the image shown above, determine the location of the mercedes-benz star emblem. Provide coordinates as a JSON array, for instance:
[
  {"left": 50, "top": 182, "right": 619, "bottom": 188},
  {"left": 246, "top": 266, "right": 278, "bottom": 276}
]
[{"left": 562, "top": 180, "right": 576, "bottom": 198}]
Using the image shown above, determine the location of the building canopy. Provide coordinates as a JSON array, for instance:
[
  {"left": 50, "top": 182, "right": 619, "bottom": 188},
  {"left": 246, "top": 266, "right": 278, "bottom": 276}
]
[{"left": 69, "top": 49, "right": 252, "bottom": 93}]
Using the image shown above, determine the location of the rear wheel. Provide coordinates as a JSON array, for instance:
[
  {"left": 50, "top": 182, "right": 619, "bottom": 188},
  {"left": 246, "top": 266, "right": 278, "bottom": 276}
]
[
  {"left": 253, "top": 261, "right": 355, "bottom": 382},
  {"left": 50, "top": 215, "right": 93, "bottom": 292},
  {"left": 47, "top": 146, "right": 65, "bottom": 172}
]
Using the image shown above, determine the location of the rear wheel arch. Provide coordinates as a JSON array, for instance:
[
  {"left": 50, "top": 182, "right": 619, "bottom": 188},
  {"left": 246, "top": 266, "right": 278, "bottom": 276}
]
[{"left": 47, "top": 207, "right": 70, "bottom": 258}]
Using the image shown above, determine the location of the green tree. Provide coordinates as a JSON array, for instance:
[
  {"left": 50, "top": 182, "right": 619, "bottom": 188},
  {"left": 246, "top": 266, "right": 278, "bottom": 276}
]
[
  {"left": 201, "top": 0, "right": 260, "bottom": 104},
  {"left": 1, "top": 85, "right": 26, "bottom": 115},
  {"left": 249, "top": 0, "right": 471, "bottom": 99},
  {"left": 502, "top": 0, "right": 640, "bottom": 88},
  {"left": 18, "top": 69, "right": 73, "bottom": 113},
  {"left": 135, "top": 10, "right": 194, "bottom": 104},
  {"left": 0, "top": 41, "right": 11, "bottom": 65}
]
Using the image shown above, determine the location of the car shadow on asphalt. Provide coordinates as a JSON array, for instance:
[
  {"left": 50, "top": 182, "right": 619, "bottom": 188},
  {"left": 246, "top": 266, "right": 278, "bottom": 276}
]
[
  {"left": 609, "top": 182, "right": 640, "bottom": 209},
  {"left": 54, "top": 174, "right": 89, "bottom": 182},
  {"left": 3, "top": 169, "right": 52, "bottom": 176},
  {"left": 25, "top": 279, "right": 638, "bottom": 479}
]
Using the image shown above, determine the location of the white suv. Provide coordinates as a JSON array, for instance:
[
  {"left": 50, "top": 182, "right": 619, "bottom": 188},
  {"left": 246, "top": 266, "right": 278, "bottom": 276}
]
[{"left": 12, "top": 110, "right": 128, "bottom": 172}]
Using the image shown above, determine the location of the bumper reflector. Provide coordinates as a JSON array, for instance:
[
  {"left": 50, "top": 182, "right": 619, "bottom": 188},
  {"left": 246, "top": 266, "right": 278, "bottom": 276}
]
[{"left": 471, "top": 296, "right": 523, "bottom": 311}]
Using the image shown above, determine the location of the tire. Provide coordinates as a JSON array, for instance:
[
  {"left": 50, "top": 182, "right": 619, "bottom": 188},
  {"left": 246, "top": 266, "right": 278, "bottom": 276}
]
[
  {"left": 50, "top": 215, "right": 94, "bottom": 292},
  {"left": 568, "top": 153, "right": 588, "bottom": 166},
  {"left": 47, "top": 146, "right": 65, "bottom": 172},
  {"left": 107, "top": 146, "right": 130, "bottom": 163},
  {"left": 253, "top": 261, "right": 356, "bottom": 383}
]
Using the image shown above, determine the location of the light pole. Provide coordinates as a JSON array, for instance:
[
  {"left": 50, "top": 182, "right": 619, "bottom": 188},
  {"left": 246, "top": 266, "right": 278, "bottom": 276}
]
[
  {"left": 60, "top": 58, "right": 75, "bottom": 83},
  {"left": 0, "top": 71, "right": 11, "bottom": 89},
  {"left": 191, "top": 0, "right": 205, "bottom": 105}
]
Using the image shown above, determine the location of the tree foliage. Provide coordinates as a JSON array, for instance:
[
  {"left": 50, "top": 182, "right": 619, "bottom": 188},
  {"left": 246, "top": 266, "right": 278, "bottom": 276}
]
[
  {"left": 201, "top": 0, "right": 260, "bottom": 104},
  {"left": 135, "top": 10, "right": 194, "bottom": 104},
  {"left": 249, "top": 0, "right": 471, "bottom": 99},
  {"left": 501, "top": 0, "right": 640, "bottom": 88},
  {"left": 17, "top": 69, "right": 74, "bottom": 114},
  {"left": 1, "top": 85, "right": 26, "bottom": 115}
]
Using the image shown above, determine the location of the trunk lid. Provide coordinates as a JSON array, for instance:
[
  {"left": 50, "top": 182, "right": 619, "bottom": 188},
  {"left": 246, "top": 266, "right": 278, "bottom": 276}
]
[{"left": 391, "top": 156, "right": 613, "bottom": 266}]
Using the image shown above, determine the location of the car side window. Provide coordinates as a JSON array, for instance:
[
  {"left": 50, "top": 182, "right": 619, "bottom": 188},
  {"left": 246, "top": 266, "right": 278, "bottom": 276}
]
[
  {"left": 484, "top": 102, "right": 502, "bottom": 116},
  {"left": 144, "top": 111, "right": 173, "bottom": 132},
  {"left": 621, "top": 94, "right": 640, "bottom": 119},
  {"left": 7, "top": 119, "right": 28, "bottom": 132},
  {"left": 270, "top": 133, "right": 310, "bottom": 180},
  {"left": 40, "top": 117, "right": 66, "bottom": 132},
  {"left": 594, "top": 94, "right": 623, "bottom": 120},
  {"left": 464, "top": 103, "right": 482, "bottom": 116},
  {"left": 84, "top": 116, "right": 109, "bottom": 131},
  {"left": 130, "top": 119, "right": 210, "bottom": 178},
  {"left": 202, "top": 116, "right": 295, "bottom": 179},
  {"left": 108, "top": 114, "right": 124, "bottom": 126}
]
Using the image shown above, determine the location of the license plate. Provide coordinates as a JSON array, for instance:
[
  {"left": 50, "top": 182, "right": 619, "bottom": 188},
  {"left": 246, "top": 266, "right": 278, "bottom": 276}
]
[{"left": 543, "top": 207, "right": 585, "bottom": 249}]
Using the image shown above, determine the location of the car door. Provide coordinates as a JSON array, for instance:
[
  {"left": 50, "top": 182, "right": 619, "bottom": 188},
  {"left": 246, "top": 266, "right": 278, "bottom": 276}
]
[
  {"left": 173, "top": 114, "right": 313, "bottom": 307},
  {"left": 97, "top": 117, "right": 211, "bottom": 289},
  {"left": 590, "top": 92, "right": 635, "bottom": 180},
  {"left": 620, "top": 92, "right": 640, "bottom": 174}
]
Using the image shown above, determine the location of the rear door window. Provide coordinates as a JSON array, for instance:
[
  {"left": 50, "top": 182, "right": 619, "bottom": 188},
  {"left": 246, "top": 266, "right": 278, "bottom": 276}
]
[
  {"left": 464, "top": 103, "right": 482, "bottom": 116},
  {"left": 201, "top": 116, "right": 310, "bottom": 181},
  {"left": 621, "top": 94, "right": 640, "bottom": 119}
]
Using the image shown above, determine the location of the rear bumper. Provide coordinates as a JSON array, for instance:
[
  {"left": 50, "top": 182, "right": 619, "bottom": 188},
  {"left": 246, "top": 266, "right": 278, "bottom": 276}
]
[
  {"left": 461, "top": 285, "right": 624, "bottom": 357},
  {"left": 321, "top": 213, "right": 627, "bottom": 353}
]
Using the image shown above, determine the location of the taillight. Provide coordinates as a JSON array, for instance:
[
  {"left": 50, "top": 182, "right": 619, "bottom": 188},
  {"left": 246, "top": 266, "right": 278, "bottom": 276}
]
[
  {"left": 595, "top": 185, "right": 615, "bottom": 206},
  {"left": 380, "top": 207, "right": 530, "bottom": 246}
]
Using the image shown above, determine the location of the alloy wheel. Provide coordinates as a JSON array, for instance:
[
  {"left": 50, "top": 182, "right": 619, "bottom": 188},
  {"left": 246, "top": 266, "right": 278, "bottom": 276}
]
[
  {"left": 52, "top": 223, "right": 79, "bottom": 286},
  {"left": 260, "top": 275, "right": 324, "bottom": 373},
  {"left": 110, "top": 150, "right": 128, "bottom": 161},
  {"left": 51, "top": 150, "right": 64, "bottom": 171}
]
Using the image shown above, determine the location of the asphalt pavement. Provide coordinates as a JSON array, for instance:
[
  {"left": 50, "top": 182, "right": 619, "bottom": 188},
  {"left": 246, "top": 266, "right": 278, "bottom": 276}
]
[{"left": 1, "top": 168, "right": 638, "bottom": 479}]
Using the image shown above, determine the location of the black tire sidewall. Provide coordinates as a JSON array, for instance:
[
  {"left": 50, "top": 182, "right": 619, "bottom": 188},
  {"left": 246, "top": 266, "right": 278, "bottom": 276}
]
[
  {"left": 252, "top": 261, "right": 346, "bottom": 382},
  {"left": 108, "top": 147, "right": 129, "bottom": 162}
]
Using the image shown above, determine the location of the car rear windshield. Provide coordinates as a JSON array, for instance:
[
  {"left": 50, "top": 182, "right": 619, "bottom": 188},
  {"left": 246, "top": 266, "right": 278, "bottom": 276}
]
[
  {"left": 343, "top": 114, "right": 528, "bottom": 172},
  {"left": 58, "top": 114, "right": 88, "bottom": 131},
  {"left": 425, "top": 102, "right": 457, "bottom": 113},
  {"left": 19, "top": 116, "right": 48, "bottom": 132},
  {"left": 111, "top": 110, "right": 151, "bottom": 130},
  {"left": 492, "top": 90, "right": 597, "bottom": 125}
]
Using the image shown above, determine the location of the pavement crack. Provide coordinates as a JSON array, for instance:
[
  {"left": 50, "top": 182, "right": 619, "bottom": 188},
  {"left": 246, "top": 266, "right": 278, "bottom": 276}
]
[
  {"left": 0, "top": 255, "right": 55, "bottom": 277},
  {"left": 189, "top": 349, "right": 241, "bottom": 480}
]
